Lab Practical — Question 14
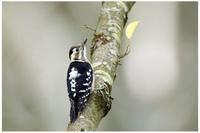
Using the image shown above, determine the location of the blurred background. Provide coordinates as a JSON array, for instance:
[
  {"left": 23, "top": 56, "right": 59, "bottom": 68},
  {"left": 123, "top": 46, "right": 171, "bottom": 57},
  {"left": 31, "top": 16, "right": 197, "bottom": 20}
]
[{"left": 2, "top": 2, "right": 198, "bottom": 131}]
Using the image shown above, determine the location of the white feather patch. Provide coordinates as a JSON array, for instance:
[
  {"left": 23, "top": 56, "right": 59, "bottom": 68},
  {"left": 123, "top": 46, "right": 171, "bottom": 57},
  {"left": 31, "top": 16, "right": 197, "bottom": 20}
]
[{"left": 69, "top": 67, "right": 81, "bottom": 80}]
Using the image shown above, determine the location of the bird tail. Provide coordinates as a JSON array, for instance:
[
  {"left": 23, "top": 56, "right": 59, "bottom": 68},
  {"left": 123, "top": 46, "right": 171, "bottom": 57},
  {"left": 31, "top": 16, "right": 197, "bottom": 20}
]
[{"left": 70, "top": 100, "right": 79, "bottom": 123}]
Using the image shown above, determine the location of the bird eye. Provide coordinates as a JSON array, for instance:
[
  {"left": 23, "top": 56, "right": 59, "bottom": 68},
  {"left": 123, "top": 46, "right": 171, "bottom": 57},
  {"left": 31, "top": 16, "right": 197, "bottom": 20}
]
[{"left": 75, "top": 49, "right": 78, "bottom": 52}]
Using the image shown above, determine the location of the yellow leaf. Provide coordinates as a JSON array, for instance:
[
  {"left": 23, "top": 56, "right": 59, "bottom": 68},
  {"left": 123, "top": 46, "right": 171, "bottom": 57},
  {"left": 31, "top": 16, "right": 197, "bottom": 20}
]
[{"left": 126, "top": 21, "right": 139, "bottom": 39}]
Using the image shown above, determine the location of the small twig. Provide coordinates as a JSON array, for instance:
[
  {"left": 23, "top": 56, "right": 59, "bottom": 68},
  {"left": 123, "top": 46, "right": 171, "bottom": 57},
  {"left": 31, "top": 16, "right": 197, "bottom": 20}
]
[
  {"left": 81, "top": 24, "right": 96, "bottom": 32},
  {"left": 115, "top": 43, "right": 131, "bottom": 66},
  {"left": 118, "top": 43, "right": 131, "bottom": 59}
]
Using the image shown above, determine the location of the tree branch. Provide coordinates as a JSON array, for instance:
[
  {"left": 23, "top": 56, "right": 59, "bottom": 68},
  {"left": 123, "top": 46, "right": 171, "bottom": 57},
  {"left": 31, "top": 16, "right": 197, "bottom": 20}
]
[{"left": 67, "top": 1, "right": 135, "bottom": 131}]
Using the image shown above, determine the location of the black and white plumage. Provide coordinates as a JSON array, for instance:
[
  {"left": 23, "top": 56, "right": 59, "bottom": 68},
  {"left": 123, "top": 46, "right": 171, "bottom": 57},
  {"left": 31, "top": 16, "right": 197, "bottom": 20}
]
[{"left": 66, "top": 39, "right": 93, "bottom": 123}]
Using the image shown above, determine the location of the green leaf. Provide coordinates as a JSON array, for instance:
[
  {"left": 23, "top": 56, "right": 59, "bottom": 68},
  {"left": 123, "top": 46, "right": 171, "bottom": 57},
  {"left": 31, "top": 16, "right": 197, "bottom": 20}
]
[{"left": 126, "top": 21, "right": 139, "bottom": 39}]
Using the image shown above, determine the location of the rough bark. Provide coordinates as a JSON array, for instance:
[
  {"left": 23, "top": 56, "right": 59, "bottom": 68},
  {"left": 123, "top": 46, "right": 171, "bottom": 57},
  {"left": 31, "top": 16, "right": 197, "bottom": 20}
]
[{"left": 67, "top": 1, "right": 135, "bottom": 131}]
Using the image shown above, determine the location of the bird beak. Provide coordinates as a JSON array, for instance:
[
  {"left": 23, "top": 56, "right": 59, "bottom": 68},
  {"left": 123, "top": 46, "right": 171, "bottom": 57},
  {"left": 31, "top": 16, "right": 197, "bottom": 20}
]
[{"left": 81, "top": 38, "right": 87, "bottom": 49}]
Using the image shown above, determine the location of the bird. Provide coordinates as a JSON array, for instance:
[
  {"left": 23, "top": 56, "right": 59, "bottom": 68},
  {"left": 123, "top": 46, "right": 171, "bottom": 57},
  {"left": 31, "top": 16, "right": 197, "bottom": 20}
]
[{"left": 66, "top": 39, "right": 93, "bottom": 123}]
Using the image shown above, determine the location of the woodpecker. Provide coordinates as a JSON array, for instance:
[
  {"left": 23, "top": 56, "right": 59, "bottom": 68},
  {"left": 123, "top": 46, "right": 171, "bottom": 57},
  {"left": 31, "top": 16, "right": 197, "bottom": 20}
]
[{"left": 67, "top": 39, "right": 93, "bottom": 123}]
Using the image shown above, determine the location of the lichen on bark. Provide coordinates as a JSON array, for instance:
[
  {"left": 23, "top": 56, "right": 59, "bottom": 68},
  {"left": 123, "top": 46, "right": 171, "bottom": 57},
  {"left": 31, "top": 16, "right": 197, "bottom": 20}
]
[{"left": 67, "top": 1, "right": 135, "bottom": 131}]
